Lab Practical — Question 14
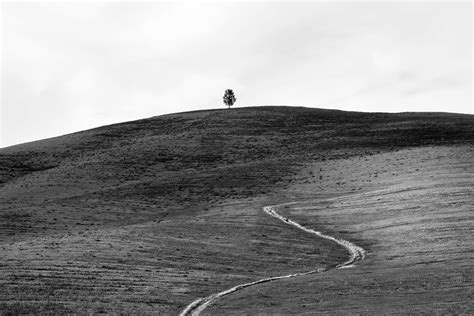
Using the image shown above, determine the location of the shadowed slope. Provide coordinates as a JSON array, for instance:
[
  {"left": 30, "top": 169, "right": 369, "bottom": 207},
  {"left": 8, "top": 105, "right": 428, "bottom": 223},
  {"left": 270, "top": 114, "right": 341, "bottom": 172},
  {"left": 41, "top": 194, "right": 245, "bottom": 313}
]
[{"left": 1, "top": 106, "right": 472, "bottom": 239}]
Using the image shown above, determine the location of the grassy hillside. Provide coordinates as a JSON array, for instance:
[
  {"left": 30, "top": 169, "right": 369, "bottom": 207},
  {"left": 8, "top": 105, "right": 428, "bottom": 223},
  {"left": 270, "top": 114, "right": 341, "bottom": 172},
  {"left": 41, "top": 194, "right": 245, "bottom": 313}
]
[{"left": 1, "top": 106, "right": 473, "bottom": 313}]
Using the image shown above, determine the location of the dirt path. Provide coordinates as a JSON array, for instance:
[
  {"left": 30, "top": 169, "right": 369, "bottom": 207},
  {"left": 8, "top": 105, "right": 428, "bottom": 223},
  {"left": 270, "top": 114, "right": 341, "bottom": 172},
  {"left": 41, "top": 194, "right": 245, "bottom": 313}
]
[{"left": 179, "top": 202, "right": 366, "bottom": 316}]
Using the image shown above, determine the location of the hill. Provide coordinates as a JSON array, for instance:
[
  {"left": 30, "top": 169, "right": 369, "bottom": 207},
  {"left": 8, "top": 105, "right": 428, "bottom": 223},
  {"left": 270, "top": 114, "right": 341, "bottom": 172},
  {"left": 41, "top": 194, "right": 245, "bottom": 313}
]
[{"left": 1, "top": 106, "right": 473, "bottom": 314}]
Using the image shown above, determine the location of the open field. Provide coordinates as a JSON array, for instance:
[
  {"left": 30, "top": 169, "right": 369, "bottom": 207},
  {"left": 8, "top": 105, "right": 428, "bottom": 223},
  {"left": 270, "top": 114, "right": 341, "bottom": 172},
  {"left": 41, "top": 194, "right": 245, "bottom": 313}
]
[{"left": 0, "top": 106, "right": 473, "bottom": 314}]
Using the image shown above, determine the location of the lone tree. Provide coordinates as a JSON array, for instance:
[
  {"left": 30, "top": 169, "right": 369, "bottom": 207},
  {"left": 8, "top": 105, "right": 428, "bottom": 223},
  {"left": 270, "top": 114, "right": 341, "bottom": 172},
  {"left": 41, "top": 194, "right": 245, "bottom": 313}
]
[{"left": 223, "top": 89, "right": 236, "bottom": 109}]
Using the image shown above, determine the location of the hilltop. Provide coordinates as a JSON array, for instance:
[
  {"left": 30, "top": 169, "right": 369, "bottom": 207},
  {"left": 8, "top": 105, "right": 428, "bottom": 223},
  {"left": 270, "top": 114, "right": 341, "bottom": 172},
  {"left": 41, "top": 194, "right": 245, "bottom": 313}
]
[
  {"left": 1, "top": 106, "right": 473, "bottom": 314},
  {"left": 1, "top": 106, "right": 472, "bottom": 238}
]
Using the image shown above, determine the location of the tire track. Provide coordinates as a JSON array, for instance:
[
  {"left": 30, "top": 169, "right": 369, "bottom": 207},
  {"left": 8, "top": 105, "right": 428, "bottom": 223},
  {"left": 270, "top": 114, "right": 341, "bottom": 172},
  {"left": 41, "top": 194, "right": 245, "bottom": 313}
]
[{"left": 179, "top": 202, "right": 366, "bottom": 316}]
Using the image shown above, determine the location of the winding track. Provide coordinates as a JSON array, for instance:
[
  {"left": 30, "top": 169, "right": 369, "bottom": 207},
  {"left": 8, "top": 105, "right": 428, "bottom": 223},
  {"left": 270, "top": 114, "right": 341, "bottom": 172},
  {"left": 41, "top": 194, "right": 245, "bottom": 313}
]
[{"left": 179, "top": 203, "right": 366, "bottom": 316}]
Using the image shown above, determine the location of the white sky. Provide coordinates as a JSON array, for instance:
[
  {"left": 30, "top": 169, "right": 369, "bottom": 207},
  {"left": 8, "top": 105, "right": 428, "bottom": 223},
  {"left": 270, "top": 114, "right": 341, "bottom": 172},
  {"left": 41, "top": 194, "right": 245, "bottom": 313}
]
[{"left": 1, "top": 1, "right": 472, "bottom": 148}]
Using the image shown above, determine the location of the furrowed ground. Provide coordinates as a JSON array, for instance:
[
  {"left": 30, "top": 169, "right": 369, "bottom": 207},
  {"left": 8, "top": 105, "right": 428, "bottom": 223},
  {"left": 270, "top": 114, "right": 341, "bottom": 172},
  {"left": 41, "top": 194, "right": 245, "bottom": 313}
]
[
  {"left": 0, "top": 106, "right": 473, "bottom": 314},
  {"left": 207, "top": 145, "right": 474, "bottom": 314}
]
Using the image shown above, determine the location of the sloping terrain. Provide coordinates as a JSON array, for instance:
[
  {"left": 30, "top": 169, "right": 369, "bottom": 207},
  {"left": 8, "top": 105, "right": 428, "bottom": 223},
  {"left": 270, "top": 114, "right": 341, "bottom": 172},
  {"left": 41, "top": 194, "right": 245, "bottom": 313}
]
[
  {"left": 0, "top": 106, "right": 473, "bottom": 314},
  {"left": 207, "top": 145, "right": 474, "bottom": 314}
]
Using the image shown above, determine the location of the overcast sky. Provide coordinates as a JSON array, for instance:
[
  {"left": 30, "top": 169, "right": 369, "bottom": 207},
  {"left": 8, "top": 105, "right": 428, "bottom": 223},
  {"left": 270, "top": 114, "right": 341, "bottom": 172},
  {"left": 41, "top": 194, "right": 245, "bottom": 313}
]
[{"left": 1, "top": 1, "right": 472, "bottom": 148}]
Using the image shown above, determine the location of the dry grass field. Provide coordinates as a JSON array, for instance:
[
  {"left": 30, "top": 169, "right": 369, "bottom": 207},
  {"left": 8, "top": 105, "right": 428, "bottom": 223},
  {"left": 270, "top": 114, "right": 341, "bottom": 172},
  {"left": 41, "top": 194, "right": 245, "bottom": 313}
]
[{"left": 0, "top": 106, "right": 473, "bottom": 314}]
